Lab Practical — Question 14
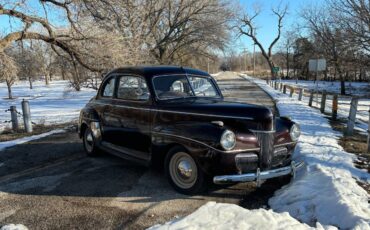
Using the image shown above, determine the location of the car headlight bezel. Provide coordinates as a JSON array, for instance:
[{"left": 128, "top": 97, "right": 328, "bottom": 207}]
[
  {"left": 290, "top": 124, "right": 301, "bottom": 141},
  {"left": 220, "top": 129, "right": 236, "bottom": 150}
]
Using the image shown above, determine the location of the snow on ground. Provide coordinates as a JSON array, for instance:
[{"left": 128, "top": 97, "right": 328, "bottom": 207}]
[
  {"left": 152, "top": 74, "right": 370, "bottom": 230},
  {"left": 278, "top": 80, "right": 370, "bottom": 133},
  {"left": 0, "top": 80, "right": 97, "bottom": 133},
  {"left": 149, "top": 202, "right": 330, "bottom": 230},
  {"left": 245, "top": 75, "right": 370, "bottom": 229},
  {"left": 0, "top": 129, "right": 66, "bottom": 152},
  {"left": 280, "top": 79, "right": 370, "bottom": 97},
  {"left": 0, "top": 224, "right": 28, "bottom": 230}
]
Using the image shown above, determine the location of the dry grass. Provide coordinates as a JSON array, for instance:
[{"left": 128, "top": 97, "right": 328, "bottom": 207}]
[
  {"left": 329, "top": 118, "right": 370, "bottom": 193},
  {"left": 0, "top": 122, "right": 77, "bottom": 142}
]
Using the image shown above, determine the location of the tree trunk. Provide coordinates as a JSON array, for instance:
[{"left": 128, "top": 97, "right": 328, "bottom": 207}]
[
  {"left": 335, "top": 63, "right": 346, "bottom": 95},
  {"left": 340, "top": 79, "right": 345, "bottom": 95},
  {"left": 268, "top": 60, "right": 275, "bottom": 80},
  {"left": 6, "top": 81, "right": 13, "bottom": 99},
  {"left": 61, "top": 69, "right": 66, "bottom": 80},
  {"left": 72, "top": 61, "right": 81, "bottom": 91},
  {"left": 286, "top": 48, "right": 290, "bottom": 78},
  {"left": 45, "top": 73, "right": 50, "bottom": 85},
  {"left": 28, "top": 76, "right": 33, "bottom": 89}
]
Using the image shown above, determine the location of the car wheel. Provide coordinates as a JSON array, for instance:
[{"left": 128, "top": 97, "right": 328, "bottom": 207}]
[
  {"left": 165, "top": 146, "right": 207, "bottom": 195},
  {"left": 83, "top": 127, "right": 99, "bottom": 156}
]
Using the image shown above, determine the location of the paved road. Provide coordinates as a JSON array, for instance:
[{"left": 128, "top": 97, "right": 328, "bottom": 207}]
[
  {"left": 214, "top": 72, "right": 277, "bottom": 114},
  {"left": 0, "top": 72, "right": 283, "bottom": 229}
]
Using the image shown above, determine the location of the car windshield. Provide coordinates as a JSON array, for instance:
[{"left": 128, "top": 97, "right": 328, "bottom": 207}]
[{"left": 153, "top": 74, "right": 220, "bottom": 100}]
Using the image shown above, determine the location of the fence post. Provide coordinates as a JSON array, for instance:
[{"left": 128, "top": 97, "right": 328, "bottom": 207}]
[
  {"left": 346, "top": 97, "right": 358, "bottom": 136},
  {"left": 10, "top": 106, "right": 19, "bottom": 131},
  {"left": 332, "top": 95, "right": 338, "bottom": 120},
  {"left": 367, "top": 109, "right": 370, "bottom": 153},
  {"left": 289, "top": 87, "right": 294, "bottom": 97},
  {"left": 283, "top": 85, "right": 287, "bottom": 94},
  {"left": 21, "top": 99, "right": 33, "bottom": 133},
  {"left": 280, "top": 83, "right": 283, "bottom": 91},
  {"left": 320, "top": 91, "right": 327, "bottom": 113},
  {"left": 274, "top": 81, "right": 278, "bottom": 90},
  {"left": 308, "top": 90, "right": 314, "bottom": 107},
  {"left": 298, "top": 88, "right": 303, "bottom": 101}
]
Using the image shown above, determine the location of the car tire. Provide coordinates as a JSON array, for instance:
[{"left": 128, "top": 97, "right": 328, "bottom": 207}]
[
  {"left": 83, "top": 127, "right": 100, "bottom": 156},
  {"left": 165, "top": 146, "right": 207, "bottom": 195}
]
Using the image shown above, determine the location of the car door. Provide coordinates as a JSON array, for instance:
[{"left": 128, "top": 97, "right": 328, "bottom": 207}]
[
  {"left": 103, "top": 74, "right": 153, "bottom": 162},
  {"left": 95, "top": 75, "right": 117, "bottom": 141}
]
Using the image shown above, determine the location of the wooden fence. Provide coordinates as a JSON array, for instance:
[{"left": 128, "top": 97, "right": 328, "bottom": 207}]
[{"left": 266, "top": 80, "right": 370, "bottom": 153}]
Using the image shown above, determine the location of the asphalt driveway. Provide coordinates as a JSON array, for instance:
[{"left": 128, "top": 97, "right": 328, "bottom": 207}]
[{"left": 0, "top": 73, "right": 284, "bottom": 229}]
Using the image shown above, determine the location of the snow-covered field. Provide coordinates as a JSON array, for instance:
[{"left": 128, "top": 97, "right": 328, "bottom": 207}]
[
  {"left": 0, "top": 81, "right": 97, "bottom": 133},
  {"left": 152, "top": 75, "right": 370, "bottom": 229},
  {"left": 257, "top": 76, "right": 370, "bottom": 229},
  {"left": 280, "top": 80, "right": 370, "bottom": 97},
  {"left": 278, "top": 80, "right": 370, "bottom": 133}
]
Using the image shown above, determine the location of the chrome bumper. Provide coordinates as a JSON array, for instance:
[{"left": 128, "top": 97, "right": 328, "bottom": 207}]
[{"left": 213, "top": 161, "right": 304, "bottom": 186}]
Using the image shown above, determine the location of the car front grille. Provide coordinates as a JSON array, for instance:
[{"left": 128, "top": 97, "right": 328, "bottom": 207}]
[{"left": 254, "top": 131, "right": 275, "bottom": 169}]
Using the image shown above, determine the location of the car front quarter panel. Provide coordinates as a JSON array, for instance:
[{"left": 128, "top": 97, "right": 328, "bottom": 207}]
[{"left": 78, "top": 104, "right": 100, "bottom": 137}]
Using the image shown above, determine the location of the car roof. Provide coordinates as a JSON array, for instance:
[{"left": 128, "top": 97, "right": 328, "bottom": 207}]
[{"left": 106, "top": 65, "right": 210, "bottom": 79}]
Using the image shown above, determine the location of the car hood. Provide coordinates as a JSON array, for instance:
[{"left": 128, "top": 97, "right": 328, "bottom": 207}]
[{"left": 156, "top": 98, "right": 273, "bottom": 122}]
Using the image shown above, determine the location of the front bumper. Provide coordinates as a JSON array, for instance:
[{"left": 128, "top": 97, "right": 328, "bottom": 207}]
[{"left": 213, "top": 161, "right": 304, "bottom": 186}]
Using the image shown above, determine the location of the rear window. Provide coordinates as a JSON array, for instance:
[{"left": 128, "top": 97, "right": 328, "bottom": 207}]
[{"left": 102, "top": 77, "right": 116, "bottom": 97}]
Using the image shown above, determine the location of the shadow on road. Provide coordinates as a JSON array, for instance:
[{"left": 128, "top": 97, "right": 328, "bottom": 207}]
[{"left": 0, "top": 120, "right": 289, "bottom": 229}]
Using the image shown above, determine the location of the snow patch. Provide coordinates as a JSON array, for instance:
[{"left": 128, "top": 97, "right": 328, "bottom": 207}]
[
  {"left": 0, "top": 224, "right": 28, "bottom": 230},
  {"left": 0, "top": 129, "right": 66, "bottom": 152},
  {"left": 243, "top": 74, "right": 370, "bottom": 229},
  {"left": 149, "top": 202, "right": 332, "bottom": 230}
]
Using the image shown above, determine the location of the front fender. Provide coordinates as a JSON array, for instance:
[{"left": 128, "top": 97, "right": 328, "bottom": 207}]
[
  {"left": 151, "top": 122, "right": 224, "bottom": 174},
  {"left": 78, "top": 105, "right": 100, "bottom": 138},
  {"left": 153, "top": 121, "right": 224, "bottom": 148}
]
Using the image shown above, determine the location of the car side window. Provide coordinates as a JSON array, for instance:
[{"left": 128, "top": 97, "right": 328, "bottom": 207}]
[
  {"left": 102, "top": 77, "right": 116, "bottom": 97},
  {"left": 117, "top": 76, "right": 149, "bottom": 101},
  {"left": 188, "top": 76, "right": 219, "bottom": 97}
]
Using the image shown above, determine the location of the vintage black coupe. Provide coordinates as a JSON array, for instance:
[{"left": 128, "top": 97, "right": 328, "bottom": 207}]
[{"left": 78, "top": 66, "right": 302, "bottom": 194}]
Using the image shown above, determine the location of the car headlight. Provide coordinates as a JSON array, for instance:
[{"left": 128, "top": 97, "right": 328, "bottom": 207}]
[
  {"left": 220, "top": 130, "right": 236, "bottom": 150},
  {"left": 290, "top": 124, "right": 301, "bottom": 141}
]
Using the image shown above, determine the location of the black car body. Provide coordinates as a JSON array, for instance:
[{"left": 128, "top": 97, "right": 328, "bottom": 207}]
[{"left": 78, "top": 66, "right": 302, "bottom": 194}]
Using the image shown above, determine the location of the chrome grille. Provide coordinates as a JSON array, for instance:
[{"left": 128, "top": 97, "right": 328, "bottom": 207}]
[{"left": 253, "top": 131, "right": 275, "bottom": 169}]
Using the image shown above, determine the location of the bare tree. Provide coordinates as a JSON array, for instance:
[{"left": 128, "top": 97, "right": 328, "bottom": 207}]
[
  {"left": 0, "top": 52, "right": 18, "bottom": 99},
  {"left": 79, "top": 0, "right": 233, "bottom": 66},
  {"left": 292, "top": 37, "right": 315, "bottom": 80},
  {"left": 237, "top": 4, "right": 288, "bottom": 79},
  {"left": 0, "top": 0, "right": 103, "bottom": 73},
  {"left": 330, "top": 0, "right": 370, "bottom": 54},
  {"left": 301, "top": 6, "right": 357, "bottom": 95},
  {"left": 277, "top": 28, "right": 301, "bottom": 78},
  {"left": 9, "top": 42, "right": 38, "bottom": 89}
]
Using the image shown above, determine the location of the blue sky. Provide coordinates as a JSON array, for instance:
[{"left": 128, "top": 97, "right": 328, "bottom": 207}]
[
  {"left": 235, "top": 0, "right": 325, "bottom": 54},
  {"left": 0, "top": 0, "right": 325, "bottom": 55}
]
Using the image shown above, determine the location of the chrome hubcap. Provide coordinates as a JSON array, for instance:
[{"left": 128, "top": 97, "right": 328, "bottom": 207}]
[
  {"left": 169, "top": 152, "right": 197, "bottom": 189},
  {"left": 177, "top": 160, "right": 193, "bottom": 179},
  {"left": 86, "top": 133, "right": 93, "bottom": 142}
]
